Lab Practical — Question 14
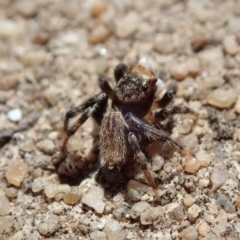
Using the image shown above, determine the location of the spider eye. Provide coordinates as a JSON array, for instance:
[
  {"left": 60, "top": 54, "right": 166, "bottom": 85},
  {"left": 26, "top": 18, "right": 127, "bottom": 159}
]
[{"left": 142, "top": 84, "right": 148, "bottom": 91}]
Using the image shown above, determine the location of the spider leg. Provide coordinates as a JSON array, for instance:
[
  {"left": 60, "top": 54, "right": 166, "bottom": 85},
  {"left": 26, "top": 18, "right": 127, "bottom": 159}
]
[
  {"left": 156, "top": 84, "right": 177, "bottom": 108},
  {"left": 128, "top": 132, "right": 157, "bottom": 188},
  {"left": 98, "top": 76, "right": 114, "bottom": 99},
  {"left": 55, "top": 92, "right": 107, "bottom": 168},
  {"left": 114, "top": 63, "right": 127, "bottom": 82},
  {"left": 155, "top": 105, "right": 191, "bottom": 121},
  {"left": 125, "top": 113, "right": 184, "bottom": 152}
]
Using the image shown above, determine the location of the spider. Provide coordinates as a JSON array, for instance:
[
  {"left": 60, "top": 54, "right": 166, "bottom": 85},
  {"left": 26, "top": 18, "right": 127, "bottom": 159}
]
[{"left": 55, "top": 63, "right": 190, "bottom": 187}]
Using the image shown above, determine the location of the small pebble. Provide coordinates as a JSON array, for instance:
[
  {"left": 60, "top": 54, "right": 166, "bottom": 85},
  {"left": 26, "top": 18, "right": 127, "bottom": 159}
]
[
  {"left": 0, "top": 196, "right": 10, "bottom": 216},
  {"left": 234, "top": 96, "right": 240, "bottom": 114},
  {"left": 37, "top": 214, "right": 59, "bottom": 237},
  {"left": 0, "top": 75, "right": 18, "bottom": 90},
  {"left": 103, "top": 220, "right": 126, "bottom": 240},
  {"left": 153, "top": 34, "right": 174, "bottom": 54},
  {"left": 183, "top": 194, "right": 195, "bottom": 207},
  {"left": 130, "top": 201, "right": 151, "bottom": 219},
  {"left": 140, "top": 206, "right": 163, "bottom": 225},
  {"left": 236, "top": 196, "right": 240, "bottom": 210},
  {"left": 127, "top": 180, "right": 150, "bottom": 201},
  {"left": 198, "top": 221, "right": 210, "bottom": 237},
  {"left": 90, "top": 231, "right": 107, "bottom": 240},
  {"left": 32, "top": 177, "right": 48, "bottom": 193},
  {"left": 191, "top": 36, "right": 209, "bottom": 52},
  {"left": 151, "top": 154, "right": 164, "bottom": 171},
  {"left": 6, "top": 159, "right": 28, "bottom": 187},
  {"left": 63, "top": 186, "right": 82, "bottom": 205},
  {"left": 187, "top": 204, "right": 201, "bottom": 222},
  {"left": 216, "top": 194, "right": 235, "bottom": 213},
  {"left": 207, "top": 88, "right": 237, "bottom": 109},
  {"left": 223, "top": 35, "right": 239, "bottom": 55},
  {"left": 81, "top": 185, "right": 105, "bottom": 214},
  {"left": 7, "top": 108, "right": 22, "bottom": 122},
  {"left": 20, "top": 50, "right": 48, "bottom": 67},
  {"left": 91, "top": 0, "right": 108, "bottom": 17},
  {"left": 0, "top": 216, "right": 13, "bottom": 234},
  {"left": 178, "top": 119, "right": 194, "bottom": 135},
  {"left": 170, "top": 62, "right": 189, "bottom": 81},
  {"left": 15, "top": 1, "right": 38, "bottom": 18},
  {"left": 44, "top": 184, "right": 70, "bottom": 198},
  {"left": 89, "top": 25, "right": 111, "bottom": 44},
  {"left": 4, "top": 187, "right": 18, "bottom": 199},
  {"left": 180, "top": 225, "right": 198, "bottom": 240},
  {"left": 184, "top": 154, "right": 201, "bottom": 174},
  {"left": 0, "top": 20, "right": 22, "bottom": 38},
  {"left": 198, "top": 179, "right": 210, "bottom": 188},
  {"left": 211, "top": 163, "right": 228, "bottom": 192},
  {"left": 114, "top": 11, "right": 141, "bottom": 38},
  {"left": 37, "top": 139, "right": 56, "bottom": 155}
]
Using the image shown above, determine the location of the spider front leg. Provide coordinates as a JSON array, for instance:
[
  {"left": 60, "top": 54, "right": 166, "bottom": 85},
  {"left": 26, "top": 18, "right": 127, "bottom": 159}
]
[
  {"left": 114, "top": 63, "right": 127, "bottom": 82},
  {"left": 128, "top": 132, "right": 157, "bottom": 188},
  {"left": 55, "top": 92, "right": 107, "bottom": 168}
]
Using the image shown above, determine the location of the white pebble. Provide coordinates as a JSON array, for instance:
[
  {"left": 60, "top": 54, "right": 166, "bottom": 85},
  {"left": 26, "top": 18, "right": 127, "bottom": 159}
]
[
  {"left": 207, "top": 88, "right": 237, "bottom": 109},
  {"left": 130, "top": 201, "right": 151, "bottom": 219},
  {"left": 37, "top": 214, "right": 59, "bottom": 237},
  {"left": 103, "top": 220, "right": 126, "bottom": 240},
  {"left": 7, "top": 108, "right": 22, "bottom": 122},
  {"left": 81, "top": 185, "right": 105, "bottom": 214},
  {"left": 0, "top": 196, "right": 10, "bottom": 215},
  {"left": 187, "top": 204, "right": 201, "bottom": 222},
  {"left": 153, "top": 34, "right": 174, "bottom": 54},
  {"left": 140, "top": 206, "right": 163, "bottom": 225},
  {"left": 114, "top": 12, "right": 141, "bottom": 38},
  {"left": 90, "top": 231, "right": 107, "bottom": 240},
  {"left": 223, "top": 35, "right": 239, "bottom": 55},
  {"left": 44, "top": 184, "right": 70, "bottom": 198}
]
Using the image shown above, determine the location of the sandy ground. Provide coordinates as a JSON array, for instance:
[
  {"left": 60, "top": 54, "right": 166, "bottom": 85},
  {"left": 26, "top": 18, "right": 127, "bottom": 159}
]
[{"left": 1, "top": 0, "right": 240, "bottom": 239}]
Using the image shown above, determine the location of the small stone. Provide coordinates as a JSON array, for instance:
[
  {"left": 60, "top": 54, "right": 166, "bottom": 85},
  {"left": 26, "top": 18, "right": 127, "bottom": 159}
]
[
  {"left": 114, "top": 11, "right": 141, "bottom": 38},
  {"left": 44, "top": 184, "right": 70, "bottom": 198},
  {"left": 103, "top": 220, "right": 126, "bottom": 240},
  {"left": 181, "top": 225, "right": 198, "bottom": 240},
  {"left": 187, "top": 204, "right": 201, "bottom": 222},
  {"left": 198, "top": 179, "right": 210, "bottom": 188},
  {"left": 0, "top": 75, "right": 18, "bottom": 90},
  {"left": 153, "top": 34, "right": 174, "bottom": 54},
  {"left": 183, "top": 194, "right": 195, "bottom": 207},
  {"left": 63, "top": 186, "right": 82, "bottom": 205},
  {"left": 178, "top": 119, "right": 194, "bottom": 135},
  {"left": 186, "top": 57, "right": 201, "bottom": 77},
  {"left": 91, "top": 0, "right": 108, "bottom": 17},
  {"left": 20, "top": 50, "right": 48, "bottom": 67},
  {"left": 0, "top": 216, "right": 13, "bottom": 234},
  {"left": 151, "top": 154, "right": 164, "bottom": 171},
  {"left": 223, "top": 35, "right": 239, "bottom": 55},
  {"left": 37, "top": 214, "right": 59, "bottom": 237},
  {"left": 15, "top": 1, "right": 38, "bottom": 18},
  {"left": 140, "top": 206, "right": 163, "bottom": 225},
  {"left": 211, "top": 163, "right": 228, "bottom": 192},
  {"left": 37, "top": 139, "right": 56, "bottom": 155},
  {"left": 198, "top": 221, "right": 210, "bottom": 237},
  {"left": 89, "top": 25, "right": 111, "bottom": 44},
  {"left": 0, "top": 20, "right": 22, "bottom": 38},
  {"left": 234, "top": 96, "right": 240, "bottom": 114},
  {"left": 198, "top": 47, "right": 224, "bottom": 71},
  {"left": 81, "top": 185, "right": 105, "bottom": 214},
  {"left": 168, "top": 204, "right": 185, "bottom": 222},
  {"left": 33, "top": 32, "right": 50, "bottom": 45},
  {"left": 20, "top": 141, "right": 35, "bottom": 152},
  {"left": 202, "top": 75, "right": 224, "bottom": 89},
  {"left": 127, "top": 180, "right": 150, "bottom": 201},
  {"left": 7, "top": 108, "right": 22, "bottom": 122},
  {"left": 196, "top": 150, "right": 212, "bottom": 167},
  {"left": 130, "top": 201, "right": 151, "bottom": 219},
  {"left": 4, "top": 187, "right": 18, "bottom": 199},
  {"left": 9, "top": 230, "right": 25, "bottom": 240},
  {"left": 207, "top": 88, "right": 237, "bottom": 109},
  {"left": 236, "top": 196, "right": 240, "bottom": 210},
  {"left": 216, "top": 194, "right": 235, "bottom": 213},
  {"left": 184, "top": 154, "right": 201, "bottom": 174},
  {"left": 0, "top": 196, "right": 10, "bottom": 216},
  {"left": 32, "top": 177, "right": 48, "bottom": 193},
  {"left": 6, "top": 159, "right": 28, "bottom": 187},
  {"left": 170, "top": 62, "right": 189, "bottom": 81},
  {"left": 191, "top": 36, "right": 209, "bottom": 52},
  {"left": 90, "top": 231, "right": 107, "bottom": 240}
]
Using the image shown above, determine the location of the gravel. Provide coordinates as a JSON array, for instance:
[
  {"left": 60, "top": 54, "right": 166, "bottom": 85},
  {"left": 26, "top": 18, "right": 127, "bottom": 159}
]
[{"left": 0, "top": 0, "right": 240, "bottom": 239}]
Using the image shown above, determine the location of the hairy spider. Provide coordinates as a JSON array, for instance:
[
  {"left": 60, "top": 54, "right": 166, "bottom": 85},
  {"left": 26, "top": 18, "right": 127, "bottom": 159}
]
[{"left": 55, "top": 64, "right": 190, "bottom": 187}]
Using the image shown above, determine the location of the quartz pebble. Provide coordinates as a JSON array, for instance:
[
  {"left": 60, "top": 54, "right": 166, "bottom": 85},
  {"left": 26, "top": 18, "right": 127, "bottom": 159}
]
[
  {"left": 0, "top": 196, "right": 10, "bottom": 215},
  {"left": 181, "top": 225, "right": 198, "bottom": 240},
  {"left": 207, "top": 88, "right": 237, "bottom": 109},
  {"left": 211, "top": 163, "right": 228, "bottom": 192},
  {"left": 37, "top": 139, "right": 56, "bottom": 155},
  {"left": 127, "top": 180, "right": 150, "bottom": 201},
  {"left": 81, "top": 185, "right": 105, "bottom": 214},
  {"left": 235, "top": 96, "right": 240, "bottom": 114},
  {"left": 89, "top": 25, "right": 110, "bottom": 44},
  {"left": 6, "top": 159, "right": 28, "bottom": 187},
  {"left": 140, "top": 206, "right": 163, "bottom": 225},
  {"left": 15, "top": 1, "right": 38, "bottom": 18},
  {"left": 153, "top": 34, "right": 174, "bottom": 54},
  {"left": 114, "top": 12, "right": 141, "bottom": 38},
  {"left": 223, "top": 35, "right": 239, "bottom": 55},
  {"left": 151, "top": 154, "right": 164, "bottom": 171},
  {"left": 0, "top": 20, "right": 22, "bottom": 38},
  {"left": 7, "top": 108, "right": 22, "bottom": 122},
  {"left": 44, "top": 184, "right": 70, "bottom": 198},
  {"left": 63, "top": 186, "right": 82, "bottom": 205},
  {"left": 216, "top": 194, "right": 235, "bottom": 213},
  {"left": 104, "top": 220, "right": 126, "bottom": 240},
  {"left": 32, "top": 177, "right": 48, "bottom": 193},
  {"left": 198, "top": 221, "right": 210, "bottom": 237},
  {"left": 90, "top": 231, "right": 107, "bottom": 240},
  {"left": 183, "top": 194, "right": 195, "bottom": 207},
  {"left": 130, "top": 201, "right": 151, "bottom": 219},
  {"left": 20, "top": 50, "right": 48, "bottom": 67},
  {"left": 91, "top": 0, "right": 108, "bottom": 17},
  {"left": 187, "top": 204, "right": 201, "bottom": 222},
  {"left": 184, "top": 154, "right": 201, "bottom": 174},
  {"left": 37, "top": 214, "right": 59, "bottom": 237}
]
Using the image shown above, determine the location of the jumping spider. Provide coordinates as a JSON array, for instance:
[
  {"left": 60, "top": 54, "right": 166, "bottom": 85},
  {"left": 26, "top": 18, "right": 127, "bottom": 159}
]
[{"left": 55, "top": 64, "right": 190, "bottom": 187}]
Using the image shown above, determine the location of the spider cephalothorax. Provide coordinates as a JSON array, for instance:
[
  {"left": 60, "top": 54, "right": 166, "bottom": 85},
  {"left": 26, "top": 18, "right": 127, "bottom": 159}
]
[{"left": 55, "top": 63, "right": 190, "bottom": 187}]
